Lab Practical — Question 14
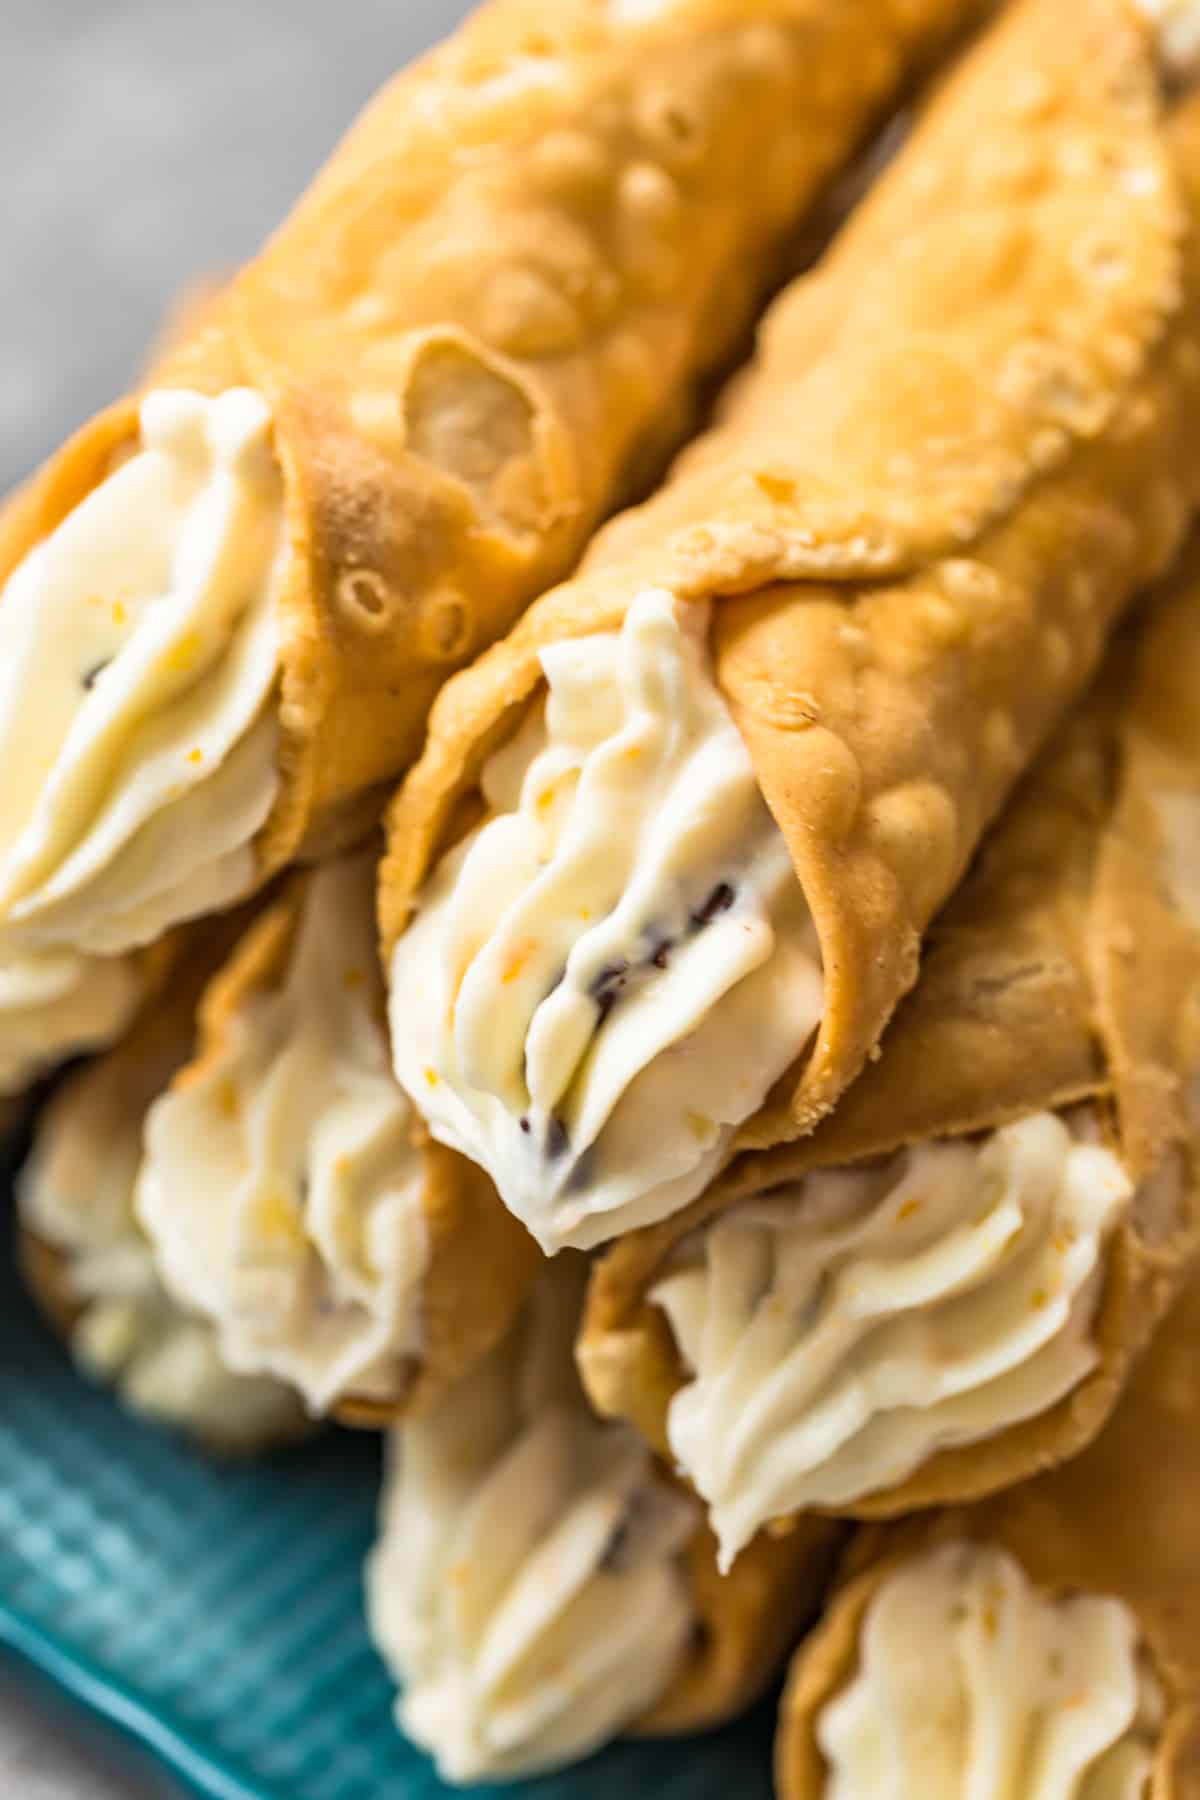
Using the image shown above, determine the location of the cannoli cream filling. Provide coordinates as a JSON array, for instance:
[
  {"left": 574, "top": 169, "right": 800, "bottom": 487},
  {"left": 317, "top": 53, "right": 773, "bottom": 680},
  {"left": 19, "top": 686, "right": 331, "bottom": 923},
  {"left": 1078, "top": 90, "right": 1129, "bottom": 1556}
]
[
  {"left": 19, "top": 1056, "right": 303, "bottom": 1449},
  {"left": 653, "top": 1111, "right": 1131, "bottom": 1568},
  {"left": 366, "top": 1261, "right": 697, "bottom": 1783},
  {"left": 390, "top": 588, "right": 823, "bottom": 1254},
  {"left": 137, "top": 855, "right": 428, "bottom": 1415},
  {"left": 0, "top": 388, "right": 283, "bottom": 959},
  {"left": 0, "top": 946, "right": 143, "bottom": 1096},
  {"left": 816, "top": 1542, "right": 1160, "bottom": 1800}
]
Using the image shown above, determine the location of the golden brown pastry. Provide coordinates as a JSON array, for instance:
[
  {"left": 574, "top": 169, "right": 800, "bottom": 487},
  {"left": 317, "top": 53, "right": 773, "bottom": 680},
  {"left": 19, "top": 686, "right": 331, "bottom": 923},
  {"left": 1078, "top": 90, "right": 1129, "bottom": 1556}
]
[
  {"left": 776, "top": 1261, "right": 1200, "bottom": 1798},
  {"left": 381, "top": 0, "right": 1200, "bottom": 1262},
  {"left": 577, "top": 538, "right": 1200, "bottom": 1560},
  {"left": 135, "top": 852, "right": 541, "bottom": 1424},
  {"left": 0, "top": 0, "right": 974, "bottom": 971}
]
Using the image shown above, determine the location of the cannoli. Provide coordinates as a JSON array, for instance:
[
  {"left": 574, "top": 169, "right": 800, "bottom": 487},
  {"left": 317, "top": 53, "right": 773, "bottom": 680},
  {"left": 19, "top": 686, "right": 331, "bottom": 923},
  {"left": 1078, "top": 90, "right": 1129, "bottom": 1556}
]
[
  {"left": 17, "top": 915, "right": 308, "bottom": 1452},
  {"left": 366, "top": 1254, "right": 838, "bottom": 1785},
  {"left": 0, "top": 280, "right": 226, "bottom": 1100},
  {"left": 577, "top": 539, "right": 1200, "bottom": 1564},
  {"left": 0, "top": 0, "right": 975, "bottom": 968},
  {"left": 136, "top": 852, "right": 541, "bottom": 1422},
  {"left": 775, "top": 1261, "right": 1200, "bottom": 1797},
  {"left": 382, "top": 0, "right": 1200, "bottom": 1257}
]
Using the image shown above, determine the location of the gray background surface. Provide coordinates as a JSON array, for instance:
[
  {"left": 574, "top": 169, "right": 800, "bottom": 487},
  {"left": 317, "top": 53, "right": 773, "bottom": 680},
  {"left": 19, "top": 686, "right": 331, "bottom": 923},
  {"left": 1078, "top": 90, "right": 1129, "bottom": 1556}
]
[
  {"left": 2, "top": 0, "right": 473, "bottom": 492},
  {"left": 0, "top": 4, "right": 472, "bottom": 1793}
]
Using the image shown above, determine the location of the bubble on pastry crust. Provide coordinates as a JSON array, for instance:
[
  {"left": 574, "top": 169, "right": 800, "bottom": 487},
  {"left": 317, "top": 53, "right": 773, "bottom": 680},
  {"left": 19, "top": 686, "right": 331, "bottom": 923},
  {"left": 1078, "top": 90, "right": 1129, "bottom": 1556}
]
[
  {"left": 863, "top": 779, "right": 960, "bottom": 921},
  {"left": 1005, "top": 67, "right": 1058, "bottom": 121},
  {"left": 617, "top": 162, "right": 683, "bottom": 297},
  {"left": 997, "top": 339, "right": 1111, "bottom": 437},
  {"left": 482, "top": 266, "right": 583, "bottom": 357},
  {"left": 421, "top": 592, "right": 471, "bottom": 661},
  {"left": 634, "top": 87, "right": 705, "bottom": 168},
  {"left": 1040, "top": 624, "right": 1073, "bottom": 684},
  {"left": 531, "top": 128, "right": 613, "bottom": 202},
  {"left": 915, "top": 591, "right": 972, "bottom": 649},
  {"left": 938, "top": 558, "right": 1002, "bottom": 606},
  {"left": 336, "top": 568, "right": 394, "bottom": 633},
  {"left": 981, "top": 707, "right": 1020, "bottom": 778},
  {"left": 734, "top": 22, "right": 799, "bottom": 82},
  {"left": 402, "top": 335, "right": 546, "bottom": 537}
]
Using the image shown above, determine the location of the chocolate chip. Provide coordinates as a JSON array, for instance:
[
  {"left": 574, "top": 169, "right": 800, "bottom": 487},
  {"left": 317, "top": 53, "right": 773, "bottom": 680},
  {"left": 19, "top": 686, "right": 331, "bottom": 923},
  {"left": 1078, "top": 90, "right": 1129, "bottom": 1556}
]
[
  {"left": 81, "top": 658, "right": 110, "bottom": 690},
  {"left": 519, "top": 1115, "right": 532, "bottom": 1135},
  {"left": 545, "top": 1115, "right": 569, "bottom": 1160},
  {"left": 649, "top": 937, "right": 672, "bottom": 970},
  {"left": 691, "top": 881, "right": 735, "bottom": 928},
  {"left": 590, "top": 960, "right": 629, "bottom": 1024}
]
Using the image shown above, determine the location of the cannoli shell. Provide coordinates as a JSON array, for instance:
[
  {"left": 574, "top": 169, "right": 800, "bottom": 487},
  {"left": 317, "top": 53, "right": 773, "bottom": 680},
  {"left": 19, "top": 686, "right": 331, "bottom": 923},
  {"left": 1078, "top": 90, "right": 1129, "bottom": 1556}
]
[
  {"left": 578, "top": 539, "right": 1200, "bottom": 1518},
  {"left": 640, "top": 1510, "right": 845, "bottom": 1737},
  {"left": 174, "top": 868, "right": 543, "bottom": 1426},
  {"left": 0, "top": 0, "right": 976, "bottom": 880},
  {"left": 381, "top": 0, "right": 1200, "bottom": 1156},
  {"left": 775, "top": 1264, "right": 1200, "bottom": 1798}
]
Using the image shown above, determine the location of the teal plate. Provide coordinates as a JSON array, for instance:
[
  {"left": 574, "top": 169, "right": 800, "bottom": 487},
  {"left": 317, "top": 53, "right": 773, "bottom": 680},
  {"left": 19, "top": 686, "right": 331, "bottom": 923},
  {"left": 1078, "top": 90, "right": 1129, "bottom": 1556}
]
[{"left": 0, "top": 1162, "right": 775, "bottom": 1800}]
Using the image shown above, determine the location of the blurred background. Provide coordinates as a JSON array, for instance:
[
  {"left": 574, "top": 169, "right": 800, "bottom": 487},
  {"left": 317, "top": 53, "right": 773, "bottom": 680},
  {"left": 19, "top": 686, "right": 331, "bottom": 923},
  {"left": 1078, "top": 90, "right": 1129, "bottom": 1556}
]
[
  {"left": 1, "top": 0, "right": 474, "bottom": 492},
  {"left": 0, "top": 6, "right": 474, "bottom": 1791}
]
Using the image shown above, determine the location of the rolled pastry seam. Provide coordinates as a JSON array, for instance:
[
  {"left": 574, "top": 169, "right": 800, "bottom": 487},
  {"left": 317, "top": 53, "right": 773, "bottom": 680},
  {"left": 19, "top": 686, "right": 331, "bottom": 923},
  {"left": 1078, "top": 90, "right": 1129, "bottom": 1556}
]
[
  {"left": 17, "top": 915, "right": 308, "bottom": 1454},
  {"left": 0, "top": 0, "right": 977, "bottom": 965},
  {"left": 365, "top": 1255, "right": 839, "bottom": 1785},
  {"left": 136, "top": 851, "right": 542, "bottom": 1423},
  {"left": 578, "top": 536, "right": 1200, "bottom": 1554},
  {"left": 775, "top": 1263, "right": 1200, "bottom": 1799},
  {"left": 382, "top": 0, "right": 1200, "bottom": 1257}
]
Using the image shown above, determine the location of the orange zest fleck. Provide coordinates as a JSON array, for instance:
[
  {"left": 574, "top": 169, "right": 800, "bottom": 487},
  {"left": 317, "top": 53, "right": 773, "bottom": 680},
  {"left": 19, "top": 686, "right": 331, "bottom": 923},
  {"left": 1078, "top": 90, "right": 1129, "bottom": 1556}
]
[
  {"left": 187, "top": 747, "right": 204, "bottom": 765},
  {"left": 163, "top": 629, "right": 201, "bottom": 673},
  {"left": 896, "top": 1198, "right": 923, "bottom": 1223},
  {"left": 755, "top": 471, "right": 796, "bottom": 506},
  {"left": 501, "top": 940, "right": 536, "bottom": 985},
  {"left": 112, "top": 600, "right": 128, "bottom": 625},
  {"left": 343, "top": 966, "right": 364, "bottom": 990},
  {"left": 424, "top": 1067, "right": 439, "bottom": 1089}
]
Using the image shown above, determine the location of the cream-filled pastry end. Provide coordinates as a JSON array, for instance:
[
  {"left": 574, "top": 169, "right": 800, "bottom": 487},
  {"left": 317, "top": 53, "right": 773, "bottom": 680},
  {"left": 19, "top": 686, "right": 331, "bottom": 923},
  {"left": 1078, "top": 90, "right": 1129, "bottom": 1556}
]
[{"left": 390, "top": 588, "right": 823, "bottom": 1254}]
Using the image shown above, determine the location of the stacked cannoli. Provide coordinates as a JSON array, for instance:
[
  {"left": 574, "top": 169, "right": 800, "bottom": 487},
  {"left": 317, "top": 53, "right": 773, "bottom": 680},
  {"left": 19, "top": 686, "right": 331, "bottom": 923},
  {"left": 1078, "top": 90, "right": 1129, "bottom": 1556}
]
[
  {"left": 579, "top": 538, "right": 1200, "bottom": 1561},
  {"left": 11, "top": 0, "right": 1200, "bottom": 1790},
  {"left": 776, "top": 1257, "right": 1200, "bottom": 1797},
  {"left": 382, "top": 0, "right": 1200, "bottom": 1255}
]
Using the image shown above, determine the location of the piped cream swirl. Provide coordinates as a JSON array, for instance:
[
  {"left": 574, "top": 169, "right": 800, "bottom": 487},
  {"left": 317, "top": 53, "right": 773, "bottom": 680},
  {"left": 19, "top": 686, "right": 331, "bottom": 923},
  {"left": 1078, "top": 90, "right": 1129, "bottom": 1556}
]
[
  {"left": 653, "top": 1111, "right": 1131, "bottom": 1566},
  {"left": 817, "top": 1542, "right": 1160, "bottom": 1800},
  {"left": 19, "top": 1039, "right": 304, "bottom": 1450},
  {"left": 137, "top": 854, "right": 428, "bottom": 1416},
  {"left": 0, "top": 946, "right": 143, "bottom": 1096},
  {"left": 0, "top": 387, "right": 283, "bottom": 959},
  {"left": 390, "top": 587, "right": 822, "bottom": 1254},
  {"left": 366, "top": 1259, "right": 697, "bottom": 1783}
]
